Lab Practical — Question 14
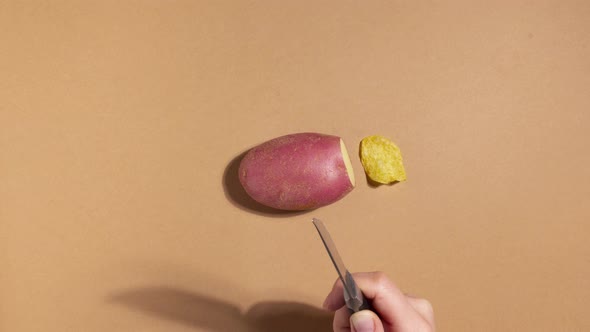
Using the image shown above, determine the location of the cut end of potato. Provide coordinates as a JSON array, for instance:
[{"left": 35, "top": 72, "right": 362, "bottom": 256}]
[
  {"left": 340, "top": 139, "right": 356, "bottom": 187},
  {"left": 360, "top": 135, "right": 406, "bottom": 184}
]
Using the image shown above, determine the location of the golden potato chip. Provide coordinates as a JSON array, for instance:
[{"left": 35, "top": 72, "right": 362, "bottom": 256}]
[{"left": 360, "top": 135, "right": 406, "bottom": 184}]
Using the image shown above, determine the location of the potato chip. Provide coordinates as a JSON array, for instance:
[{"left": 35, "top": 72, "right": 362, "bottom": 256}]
[{"left": 360, "top": 135, "right": 406, "bottom": 184}]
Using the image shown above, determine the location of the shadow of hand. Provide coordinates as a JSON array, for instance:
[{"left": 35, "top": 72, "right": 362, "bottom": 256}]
[
  {"left": 247, "top": 301, "right": 332, "bottom": 332},
  {"left": 109, "top": 286, "right": 332, "bottom": 332}
]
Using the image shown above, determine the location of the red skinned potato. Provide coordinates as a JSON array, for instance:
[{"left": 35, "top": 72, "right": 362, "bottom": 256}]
[{"left": 238, "top": 133, "right": 355, "bottom": 211}]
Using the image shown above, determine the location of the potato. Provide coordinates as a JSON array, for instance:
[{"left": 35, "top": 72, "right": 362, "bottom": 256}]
[
  {"left": 238, "top": 133, "right": 355, "bottom": 211},
  {"left": 360, "top": 135, "right": 406, "bottom": 184}
]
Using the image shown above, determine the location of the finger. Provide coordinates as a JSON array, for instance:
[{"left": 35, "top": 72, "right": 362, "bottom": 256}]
[
  {"left": 350, "top": 310, "right": 385, "bottom": 332},
  {"left": 406, "top": 296, "right": 435, "bottom": 329},
  {"left": 323, "top": 277, "right": 346, "bottom": 311},
  {"left": 333, "top": 306, "right": 351, "bottom": 332},
  {"left": 323, "top": 272, "right": 425, "bottom": 330}
]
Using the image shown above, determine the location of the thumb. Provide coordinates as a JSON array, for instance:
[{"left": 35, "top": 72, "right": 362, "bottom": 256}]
[{"left": 350, "top": 310, "right": 385, "bottom": 332}]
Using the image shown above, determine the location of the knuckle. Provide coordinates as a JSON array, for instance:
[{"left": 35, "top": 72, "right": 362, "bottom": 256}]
[
  {"left": 413, "top": 318, "right": 435, "bottom": 332},
  {"left": 371, "top": 271, "right": 389, "bottom": 285},
  {"left": 419, "top": 322, "right": 435, "bottom": 332},
  {"left": 414, "top": 299, "right": 435, "bottom": 330},
  {"left": 370, "top": 271, "right": 398, "bottom": 292},
  {"left": 417, "top": 298, "right": 434, "bottom": 315}
]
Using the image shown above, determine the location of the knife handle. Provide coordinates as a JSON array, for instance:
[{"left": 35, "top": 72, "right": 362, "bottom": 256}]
[
  {"left": 348, "top": 291, "right": 373, "bottom": 314},
  {"left": 357, "top": 294, "right": 372, "bottom": 312}
]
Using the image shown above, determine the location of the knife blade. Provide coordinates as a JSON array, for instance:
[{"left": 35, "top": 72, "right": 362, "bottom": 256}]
[{"left": 312, "top": 218, "right": 371, "bottom": 313}]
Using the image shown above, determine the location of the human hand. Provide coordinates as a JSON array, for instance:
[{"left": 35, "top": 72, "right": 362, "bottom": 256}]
[{"left": 323, "top": 272, "right": 435, "bottom": 332}]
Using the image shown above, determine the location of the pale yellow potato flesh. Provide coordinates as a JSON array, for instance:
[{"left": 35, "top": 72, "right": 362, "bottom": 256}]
[
  {"left": 360, "top": 135, "right": 406, "bottom": 184},
  {"left": 340, "top": 139, "right": 356, "bottom": 187}
]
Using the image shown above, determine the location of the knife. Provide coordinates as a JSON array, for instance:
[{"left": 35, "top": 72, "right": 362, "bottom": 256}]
[{"left": 312, "top": 218, "right": 371, "bottom": 313}]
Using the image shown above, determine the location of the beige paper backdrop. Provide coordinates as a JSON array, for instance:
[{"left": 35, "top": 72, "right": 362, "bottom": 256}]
[{"left": 2, "top": 1, "right": 589, "bottom": 331}]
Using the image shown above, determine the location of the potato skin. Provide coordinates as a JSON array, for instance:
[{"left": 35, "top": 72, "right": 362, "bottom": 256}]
[{"left": 238, "top": 133, "right": 354, "bottom": 211}]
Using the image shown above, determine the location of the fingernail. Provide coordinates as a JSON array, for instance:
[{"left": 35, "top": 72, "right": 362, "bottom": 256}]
[{"left": 350, "top": 311, "right": 375, "bottom": 332}]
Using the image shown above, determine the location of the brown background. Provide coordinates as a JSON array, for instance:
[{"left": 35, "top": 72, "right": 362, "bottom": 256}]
[{"left": 1, "top": 1, "right": 589, "bottom": 331}]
